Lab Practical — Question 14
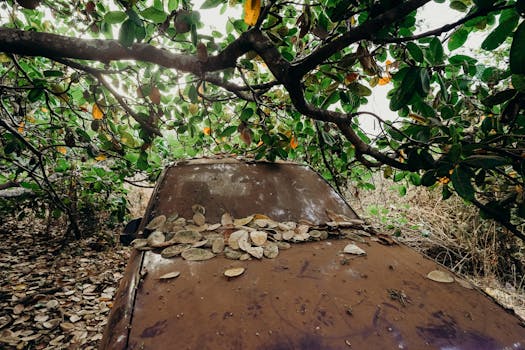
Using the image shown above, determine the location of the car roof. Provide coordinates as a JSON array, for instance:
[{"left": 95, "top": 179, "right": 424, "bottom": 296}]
[{"left": 101, "top": 158, "right": 525, "bottom": 350}]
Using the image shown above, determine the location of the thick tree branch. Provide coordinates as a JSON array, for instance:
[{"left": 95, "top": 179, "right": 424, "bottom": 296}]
[
  {"left": 0, "top": 27, "right": 255, "bottom": 74},
  {"left": 337, "top": 122, "right": 410, "bottom": 170},
  {"left": 202, "top": 74, "right": 278, "bottom": 102},
  {"left": 0, "top": 180, "right": 19, "bottom": 190}
]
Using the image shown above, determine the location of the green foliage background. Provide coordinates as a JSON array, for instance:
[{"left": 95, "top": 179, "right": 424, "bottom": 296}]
[{"left": 1, "top": 0, "right": 525, "bottom": 240}]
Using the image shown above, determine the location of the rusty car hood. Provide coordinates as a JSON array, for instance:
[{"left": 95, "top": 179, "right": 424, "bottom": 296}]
[{"left": 101, "top": 158, "right": 525, "bottom": 350}]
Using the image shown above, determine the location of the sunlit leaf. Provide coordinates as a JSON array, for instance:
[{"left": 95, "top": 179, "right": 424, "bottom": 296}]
[
  {"left": 201, "top": 0, "right": 223, "bottom": 9},
  {"left": 244, "top": 0, "right": 261, "bottom": 26},
  {"left": 92, "top": 103, "right": 104, "bottom": 120},
  {"left": 378, "top": 76, "right": 391, "bottom": 85},
  {"left": 104, "top": 11, "right": 127, "bottom": 24},
  {"left": 141, "top": 7, "right": 167, "bottom": 23},
  {"left": 289, "top": 136, "right": 298, "bottom": 149},
  {"left": 448, "top": 28, "right": 468, "bottom": 51}
]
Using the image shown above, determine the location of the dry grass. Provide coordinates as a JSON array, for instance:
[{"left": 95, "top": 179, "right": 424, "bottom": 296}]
[{"left": 346, "top": 175, "right": 525, "bottom": 320}]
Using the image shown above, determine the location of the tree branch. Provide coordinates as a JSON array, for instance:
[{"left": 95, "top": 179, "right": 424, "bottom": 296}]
[
  {"left": 471, "top": 198, "right": 525, "bottom": 242},
  {"left": 0, "top": 27, "right": 254, "bottom": 74},
  {"left": 51, "top": 57, "right": 162, "bottom": 136},
  {"left": 375, "top": 4, "right": 514, "bottom": 44},
  {"left": 291, "top": 0, "right": 431, "bottom": 78}
]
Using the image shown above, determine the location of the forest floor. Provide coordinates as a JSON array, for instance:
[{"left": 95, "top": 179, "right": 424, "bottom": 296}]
[
  {"left": 0, "top": 218, "right": 130, "bottom": 349},
  {"left": 0, "top": 180, "right": 524, "bottom": 349}
]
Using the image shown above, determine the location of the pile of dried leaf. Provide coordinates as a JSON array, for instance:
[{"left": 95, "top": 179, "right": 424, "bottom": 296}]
[
  {"left": 132, "top": 205, "right": 378, "bottom": 262},
  {"left": 0, "top": 218, "right": 130, "bottom": 349}
]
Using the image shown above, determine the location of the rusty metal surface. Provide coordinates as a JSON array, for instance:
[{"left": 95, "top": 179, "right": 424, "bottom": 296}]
[
  {"left": 102, "top": 159, "right": 525, "bottom": 350},
  {"left": 127, "top": 241, "right": 525, "bottom": 350},
  {"left": 142, "top": 159, "right": 358, "bottom": 225},
  {"left": 99, "top": 249, "right": 142, "bottom": 350}
]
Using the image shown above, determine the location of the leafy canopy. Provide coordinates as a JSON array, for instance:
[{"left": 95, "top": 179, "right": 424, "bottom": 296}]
[{"left": 1, "top": 0, "right": 525, "bottom": 240}]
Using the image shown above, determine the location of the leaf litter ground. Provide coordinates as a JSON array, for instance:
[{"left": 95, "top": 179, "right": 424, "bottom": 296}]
[{"left": 0, "top": 218, "right": 130, "bottom": 349}]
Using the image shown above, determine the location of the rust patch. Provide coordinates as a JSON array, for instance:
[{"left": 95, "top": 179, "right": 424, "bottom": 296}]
[
  {"left": 416, "top": 311, "right": 503, "bottom": 349},
  {"left": 140, "top": 320, "right": 167, "bottom": 338}
]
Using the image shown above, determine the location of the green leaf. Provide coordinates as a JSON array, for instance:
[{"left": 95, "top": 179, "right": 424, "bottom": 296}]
[
  {"left": 201, "top": 0, "right": 223, "bottom": 9},
  {"left": 20, "top": 181, "right": 40, "bottom": 191},
  {"left": 428, "top": 37, "right": 444, "bottom": 64},
  {"left": 510, "top": 21, "right": 525, "bottom": 74},
  {"left": 240, "top": 108, "right": 253, "bottom": 121},
  {"left": 462, "top": 155, "right": 508, "bottom": 168},
  {"left": 451, "top": 166, "right": 475, "bottom": 201},
  {"left": 518, "top": 0, "right": 525, "bottom": 17},
  {"left": 188, "top": 85, "right": 198, "bottom": 103},
  {"left": 119, "top": 19, "right": 135, "bottom": 47},
  {"left": 409, "top": 172, "right": 421, "bottom": 186},
  {"left": 517, "top": 202, "right": 525, "bottom": 219},
  {"left": 137, "top": 151, "right": 149, "bottom": 171},
  {"left": 43, "top": 70, "right": 64, "bottom": 77},
  {"left": 390, "top": 67, "right": 420, "bottom": 110},
  {"left": 448, "top": 28, "right": 469, "bottom": 50},
  {"left": 28, "top": 88, "right": 44, "bottom": 102},
  {"left": 349, "top": 82, "right": 372, "bottom": 97},
  {"left": 482, "top": 89, "right": 516, "bottom": 106},
  {"left": 449, "top": 54, "right": 477, "bottom": 65},
  {"left": 105, "top": 11, "right": 127, "bottom": 24},
  {"left": 220, "top": 125, "right": 237, "bottom": 137},
  {"left": 421, "top": 170, "right": 437, "bottom": 187},
  {"left": 481, "top": 10, "right": 519, "bottom": 50},
  {"left": 440, "top": 106, "right": 454, "bottom": 119},
  {"left": 511, "top": 74, "right": 525, "bottom": 92},
  {"left": 473, "top": 0, "right": 495, "bottom": 9},
  {"left": 406, "top": 42, "right": 423, "bottom": 63},
  {"left": 168, "top": 0, "right": 178, "bottom": 11},
  {"left": 442, "top": 185, "right": 452, "bottom": 200},
  {"left": 54, "top": 158, "right": 70, "bottom": 172},
  {"left": 134, "top": 23, "right": 146, "bottom": 42},
  {"left": 141, "top": 7, "right": 167, "bottom": 23},
  {"left": 417, "top": 68, "right": 430, "bottom": 95},
  {"left": 450, "top": 1, "right": 468, "bottom": 11}
]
